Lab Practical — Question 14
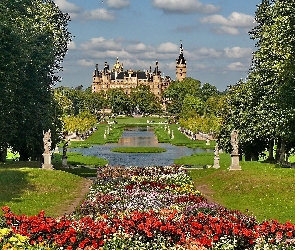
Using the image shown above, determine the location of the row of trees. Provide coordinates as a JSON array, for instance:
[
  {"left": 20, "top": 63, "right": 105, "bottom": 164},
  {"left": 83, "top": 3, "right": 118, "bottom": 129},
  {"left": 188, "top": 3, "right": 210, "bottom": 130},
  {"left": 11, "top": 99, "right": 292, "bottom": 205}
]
[
  {"left": 0, "top": 0, "right": 71, "bottom": 161},
  {"left": 174, "top": 1, "right": 295, "bottom": 165},
  {"left": 217, "top": 0, "right": 295, "bottom": 162},
  {"left": 54, "top": 78, "right": 223, "bottom": 135}
]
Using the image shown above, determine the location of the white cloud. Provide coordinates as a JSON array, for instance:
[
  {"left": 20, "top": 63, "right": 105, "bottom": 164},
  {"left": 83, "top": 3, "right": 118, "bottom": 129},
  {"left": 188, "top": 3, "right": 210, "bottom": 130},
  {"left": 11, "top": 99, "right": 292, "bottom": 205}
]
[
  {"left": 80, "top": 37, "right": 120, "bottom": 50},
  {"left": 83, "top": 8, "right": 115, "bottom": 20},
  {"left": 152, "top": 0, "right": 219, "bottom": 14},
  {"left": 218, "top": 26, "right": 239, "bottom": 35},
  {"left": 157, "top": 42, "right": 178, "bottom": 53},
  {"left": 201, "top": 12, "right": 254, "bottom": 35},
  {"left": 227, "top": 62, "right": 247, "bottom": 71},
  {"left": 126, "top": 43, "right": 149, "bottom": 53},
  {"left": 201, "top": 12, "right": 253, "bottom": 27},
  {"left": 224, "top": 47, "right": 252, "bottom": 59},
  {"left": 78, "top": 59, "right": 95, "bottom": 67},
  {"left": 191, "top": 47, "right": 222, "bottom": 59},
  {"left": 105, "top": 0, "right": 130, "bottom": 9},
  {"left": 67, "top": 41, "right": 76, "bottom": 50},
  {"left": 54, "top": 0, "right": 82, "bottom": 13},
  {"left": 54, "top": 1, "right": 116, "bottom": 21}
]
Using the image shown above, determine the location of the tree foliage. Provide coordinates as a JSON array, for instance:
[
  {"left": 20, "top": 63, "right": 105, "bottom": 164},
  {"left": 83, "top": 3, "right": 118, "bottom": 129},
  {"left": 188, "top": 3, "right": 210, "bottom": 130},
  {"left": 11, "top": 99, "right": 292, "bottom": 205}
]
[
  {"left": 0, "top": 0, "right": 71, "bottom": 160},
  {"left": 130, "top": 85, "right": 162, "bottom": 115},
  {"left": 163, "top": 77, "right": 202, "bottom": 115},
  {"left": 217, "top": 0, "right": 295, "bottom": 162}
]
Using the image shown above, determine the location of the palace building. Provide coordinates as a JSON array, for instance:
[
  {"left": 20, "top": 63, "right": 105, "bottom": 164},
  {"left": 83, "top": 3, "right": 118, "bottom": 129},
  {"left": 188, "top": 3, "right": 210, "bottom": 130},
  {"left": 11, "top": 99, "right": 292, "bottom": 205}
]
[{"left": 91, "top": 42, "right": 186, "bottom": 98}]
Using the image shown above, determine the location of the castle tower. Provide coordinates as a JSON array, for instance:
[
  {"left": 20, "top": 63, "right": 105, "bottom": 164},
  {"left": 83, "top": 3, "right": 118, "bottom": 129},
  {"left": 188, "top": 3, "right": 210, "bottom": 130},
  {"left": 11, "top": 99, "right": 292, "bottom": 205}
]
[{"left": 176, "top": 41, "right": 186, "bottom": 81}]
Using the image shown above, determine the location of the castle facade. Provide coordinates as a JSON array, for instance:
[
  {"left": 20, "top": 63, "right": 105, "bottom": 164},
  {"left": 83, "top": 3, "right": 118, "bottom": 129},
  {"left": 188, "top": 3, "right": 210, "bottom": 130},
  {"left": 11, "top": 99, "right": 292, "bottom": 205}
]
[{"left": 91, "top": 42, "right": 186, "bottom": 98}]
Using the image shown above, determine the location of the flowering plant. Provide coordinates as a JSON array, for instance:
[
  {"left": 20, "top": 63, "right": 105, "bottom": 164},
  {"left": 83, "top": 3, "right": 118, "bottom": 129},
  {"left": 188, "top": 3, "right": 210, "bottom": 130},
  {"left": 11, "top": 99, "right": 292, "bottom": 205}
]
[{"left": 2, "top": 165, "right": 295, "bottom": 249}]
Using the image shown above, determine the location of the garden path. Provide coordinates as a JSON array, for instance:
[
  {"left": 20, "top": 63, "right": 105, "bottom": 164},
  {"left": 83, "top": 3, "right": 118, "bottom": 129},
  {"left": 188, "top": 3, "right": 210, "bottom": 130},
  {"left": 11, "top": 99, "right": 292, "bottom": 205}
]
[{"left": 56, "top": 178, "right": 94, "bottom": 216}]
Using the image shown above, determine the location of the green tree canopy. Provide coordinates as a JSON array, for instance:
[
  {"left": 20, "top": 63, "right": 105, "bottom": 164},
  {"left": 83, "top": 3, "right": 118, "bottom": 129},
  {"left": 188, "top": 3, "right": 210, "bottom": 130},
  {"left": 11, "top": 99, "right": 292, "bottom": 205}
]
[
  {"left": 163, "top": 77, "right": 202, "bottom": 115},
  {"left": 0, "top": 0, "right": 71, "bottom": 160},
  {"left": 218, "top": 0, "right": 295, "bottom": 162},
  {"left": 130, "top": 85, "right": 162, "bottom": 115}
]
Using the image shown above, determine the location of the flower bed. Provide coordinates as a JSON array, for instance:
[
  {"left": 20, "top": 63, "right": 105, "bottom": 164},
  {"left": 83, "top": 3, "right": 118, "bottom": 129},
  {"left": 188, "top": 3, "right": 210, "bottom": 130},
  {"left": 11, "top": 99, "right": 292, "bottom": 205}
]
[{"left": 1, "top": 165, "right": 295, "bottom": 249}]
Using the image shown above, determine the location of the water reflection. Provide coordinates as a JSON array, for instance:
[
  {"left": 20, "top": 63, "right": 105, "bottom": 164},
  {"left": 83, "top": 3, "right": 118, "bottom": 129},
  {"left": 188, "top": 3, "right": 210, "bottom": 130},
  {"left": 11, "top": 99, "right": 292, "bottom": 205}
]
[{"left": 72, "top": 126, "right": 210, "bottom": 167}]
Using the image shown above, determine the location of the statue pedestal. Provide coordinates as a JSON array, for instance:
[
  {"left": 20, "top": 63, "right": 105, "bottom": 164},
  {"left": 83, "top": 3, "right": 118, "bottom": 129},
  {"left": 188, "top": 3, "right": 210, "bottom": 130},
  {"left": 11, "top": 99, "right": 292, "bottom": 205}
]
[
  {"left": 213, "top": 156, "right": 220, "bottom": 169},
  {"left": 62, "top": 157, "right": 68, "bottom": 167},
  {"left": 229, "top": 154, "right": 241, "bottom": 170},
  {"left": 42, "top": 153, "right": 53, "bottom": 170}
]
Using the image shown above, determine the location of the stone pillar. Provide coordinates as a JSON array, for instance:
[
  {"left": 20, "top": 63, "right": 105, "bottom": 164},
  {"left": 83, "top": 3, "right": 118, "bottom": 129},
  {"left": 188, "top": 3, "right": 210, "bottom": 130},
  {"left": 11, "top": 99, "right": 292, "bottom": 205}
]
[
  {"left": 42, "top": 153, "right": 53, "bottom": 170},
  {"left": 62, "top": 157, "right": 68, "bottom": 167},
  {"left": 229, "top": 154, "right": 241, "bottom": 170},
  {"left": 213, "top": 143, "right": 220, "bottom": 169},
  {"left": 229, "top": 130, "right": 241, "bottom": 170}
]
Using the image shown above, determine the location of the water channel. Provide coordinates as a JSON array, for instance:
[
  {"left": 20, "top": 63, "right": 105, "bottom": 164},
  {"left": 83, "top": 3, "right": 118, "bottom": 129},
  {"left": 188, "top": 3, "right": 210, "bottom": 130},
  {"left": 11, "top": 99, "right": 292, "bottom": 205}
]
[{"left": 72, "top": 126, "right": 210, "bottom": 167}]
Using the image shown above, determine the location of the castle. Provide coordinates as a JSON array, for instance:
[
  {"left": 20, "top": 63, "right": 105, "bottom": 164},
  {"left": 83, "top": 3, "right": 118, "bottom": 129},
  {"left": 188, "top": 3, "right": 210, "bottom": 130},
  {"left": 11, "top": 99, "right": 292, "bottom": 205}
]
[{"left": 91, "top": 42, "right": 186, "bottom": 98}]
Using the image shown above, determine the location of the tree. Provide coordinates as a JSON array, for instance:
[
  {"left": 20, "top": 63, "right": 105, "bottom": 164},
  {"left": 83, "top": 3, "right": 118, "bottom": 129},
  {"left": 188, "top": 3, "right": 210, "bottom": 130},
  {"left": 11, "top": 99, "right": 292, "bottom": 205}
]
[
  {"left": 163, "top": 77, "right": 202, "bottom": 115},
  {"left": 0, "top": 0, "right": 71, "bottom": 161},
  {"left": 217, "top": 1, "right": 295, "bottom": 163},
  {"left": 130, "top": 85, "right": 162, "bottom": 115},
  {"left": 200, "top": 82, "right": 220, "bottom": 102},
  {"left": 106, "top": 88, "right": 132, "bottom": 115},
  {"left": 180, "top": 95, "right": 204, "bottom": 119}
]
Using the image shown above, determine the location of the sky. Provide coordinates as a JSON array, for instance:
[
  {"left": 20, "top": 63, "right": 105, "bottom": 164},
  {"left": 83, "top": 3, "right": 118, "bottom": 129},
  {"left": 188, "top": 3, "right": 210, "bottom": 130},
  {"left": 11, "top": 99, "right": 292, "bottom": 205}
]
[{"left": 53, "top": 0, "right": 261, "bottom": 91}]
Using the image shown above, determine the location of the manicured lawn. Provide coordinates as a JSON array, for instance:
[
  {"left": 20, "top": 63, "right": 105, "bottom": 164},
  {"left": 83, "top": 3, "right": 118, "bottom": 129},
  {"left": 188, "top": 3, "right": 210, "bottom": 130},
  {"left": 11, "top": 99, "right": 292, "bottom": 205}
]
[
  {"left": 0, "top": 162, "right": 88, "bottom": 217},
  {"left": 111, "top": 147, "right": 166, "bottom": 153},
  {"left": 187, "top": 153, "right": 295, "bottom": 223},
  {"left": 52, "top": 152, "right": 108, "bottom": 167},
  {"left": 68, "top": 124, "right": 124, "bottom": 148}
]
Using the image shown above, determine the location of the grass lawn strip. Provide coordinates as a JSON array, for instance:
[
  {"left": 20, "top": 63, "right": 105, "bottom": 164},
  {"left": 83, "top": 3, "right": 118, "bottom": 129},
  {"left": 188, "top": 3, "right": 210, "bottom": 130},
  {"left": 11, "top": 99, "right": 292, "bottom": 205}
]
[{"left": 0, "top": 166, "right": 89, "bottom": 217}]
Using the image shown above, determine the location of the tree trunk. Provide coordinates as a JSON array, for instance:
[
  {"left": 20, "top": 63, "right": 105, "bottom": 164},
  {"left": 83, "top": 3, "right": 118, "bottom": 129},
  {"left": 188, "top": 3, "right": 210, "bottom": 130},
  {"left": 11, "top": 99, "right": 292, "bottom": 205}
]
[
  {"left": 245, "top": 153, "right": 252, "bottom": 161},
  {"left": 267, "top": 139, "right": 275, "bottom": 161},
  {"left": 275, "top": 137, "right": 281, "bottom": 162},
  {"left": 279, "top": 139, "right": 286, "bottom": 164},
  {"left": 0, "top": 146, "right": 7, "bottom": 162},
  {"left": 252, "top": 151, "right": 259, "bottom": 161},
  {"left": 19, "top": 149, "right": 30, "bottom": 161}
]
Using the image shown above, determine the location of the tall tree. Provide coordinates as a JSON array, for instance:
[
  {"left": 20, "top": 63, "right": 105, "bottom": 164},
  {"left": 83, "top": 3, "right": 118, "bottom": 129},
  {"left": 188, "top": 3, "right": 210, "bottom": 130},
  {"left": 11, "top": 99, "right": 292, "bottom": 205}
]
[
  {"left": 0, "top": 0, "right": 71, "bottom": 161},
  {"left": 107, "top": 88, "right": 132, "bottom": 115},
  {"left": 163, "top": 77, "right": 202, "bottom": 115},
  {"left": 130, "top": 85, "right": 162, "bottom": 115}
]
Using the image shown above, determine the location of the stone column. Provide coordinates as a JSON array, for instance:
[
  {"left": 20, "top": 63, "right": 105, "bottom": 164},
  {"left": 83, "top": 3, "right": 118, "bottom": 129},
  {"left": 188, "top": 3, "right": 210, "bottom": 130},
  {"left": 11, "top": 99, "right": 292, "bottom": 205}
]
[
  {"left": 229, "top": 130, "right": 241, "bottom": 170},
  {"left": 213, "top": 143, "right": 220, "bottom": 169},
  {"left": 42, "top": 153, "right": 53, "bottom": 170}
]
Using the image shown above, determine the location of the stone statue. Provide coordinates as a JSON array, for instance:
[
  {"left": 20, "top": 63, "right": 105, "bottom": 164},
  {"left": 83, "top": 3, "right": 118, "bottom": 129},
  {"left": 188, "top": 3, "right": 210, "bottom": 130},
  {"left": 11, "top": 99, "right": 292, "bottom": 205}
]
[
  {"left": 230, "top": 130, "right": 239, "bottom": 155},
  {"left": 229, "top": 130, "right": 241, "bottom": 170},
  {"left": 43, "top": 129, "right": 52, "bottom": 154},
  {"left": 42, "top": 129, "right": 53, "bottom": 170},
  {"left": 62, "top": 140, "right": 69, "bottom": 159}
]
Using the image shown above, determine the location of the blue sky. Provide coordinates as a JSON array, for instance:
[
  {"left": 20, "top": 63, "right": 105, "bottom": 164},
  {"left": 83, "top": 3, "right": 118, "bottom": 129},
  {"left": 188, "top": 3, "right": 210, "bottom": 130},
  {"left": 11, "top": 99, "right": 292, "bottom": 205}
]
[{"left": 53, "top": 0, "right": 261, "bottom": 91}]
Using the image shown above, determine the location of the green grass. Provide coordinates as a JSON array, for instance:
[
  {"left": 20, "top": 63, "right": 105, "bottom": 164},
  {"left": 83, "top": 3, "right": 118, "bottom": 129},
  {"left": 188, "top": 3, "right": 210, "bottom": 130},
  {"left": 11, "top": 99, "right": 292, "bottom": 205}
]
[
  {"left": 154, "top": 124, "right": 215, "bottom": 150},
  {"left": 0, "top": 162, "right": 88, "bottom": 217},
  {"left": 186, "top": 152, "right": 295, "bottom": 223},
  {"left": 174, "top": 152, "right": 230, "bottom": 167},
  {"left": 111, "top": 147, "right": 166, "bottom": 153},
  {"left": 68, "top": 124, "right": 124, "bottom": 148},
  {"left": 52, "top": 152, "right": 108, "bottom": 167}
]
